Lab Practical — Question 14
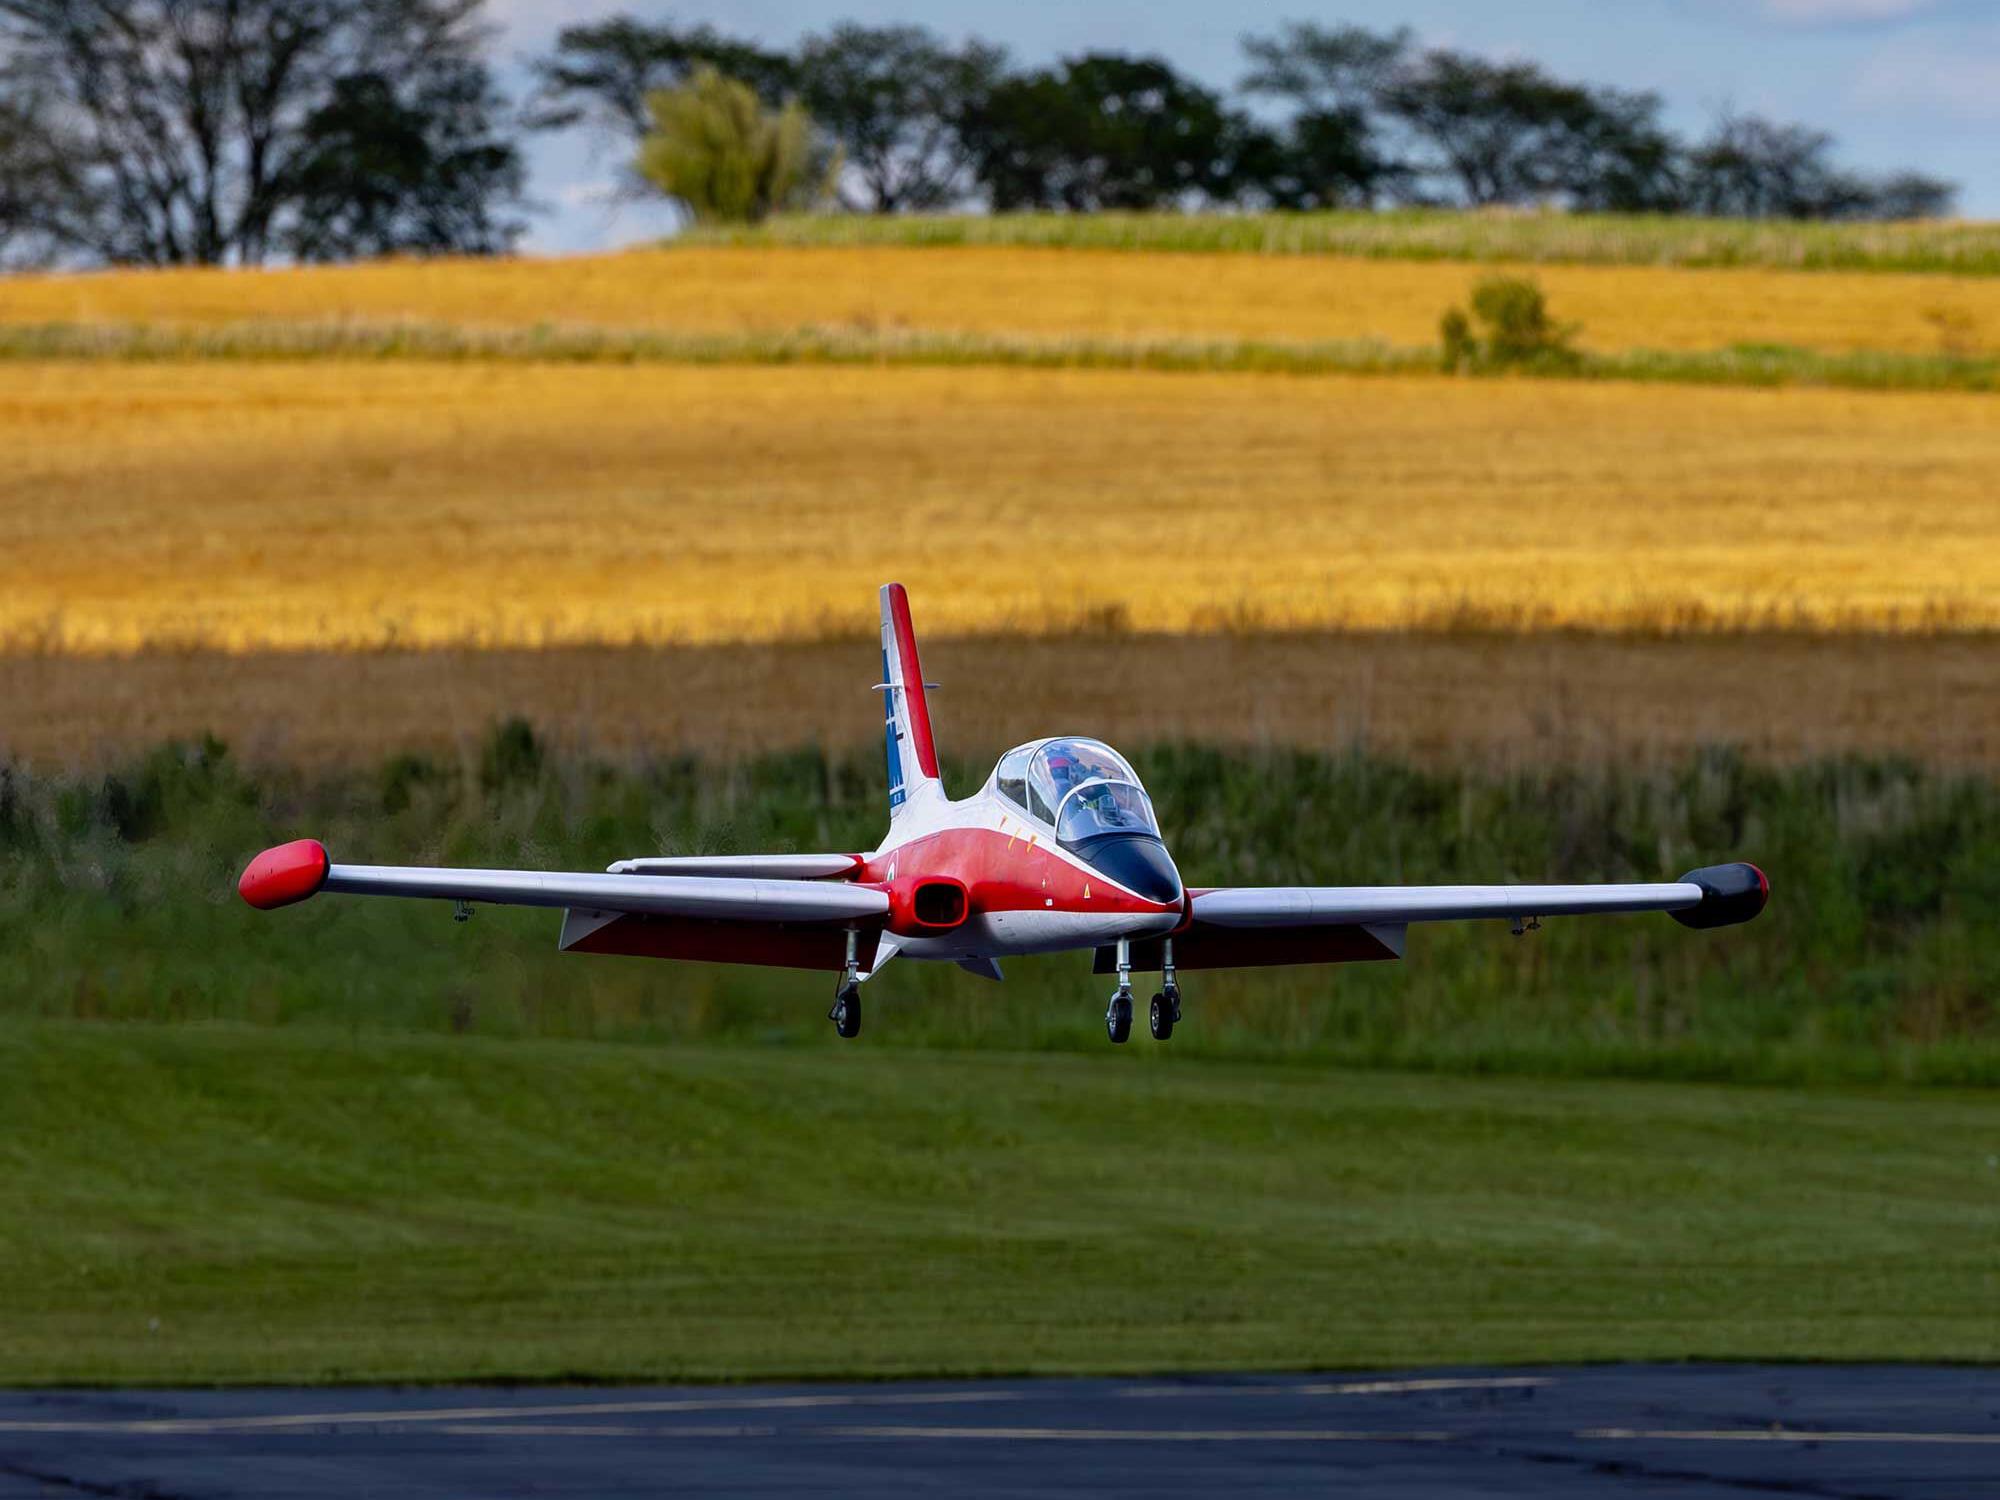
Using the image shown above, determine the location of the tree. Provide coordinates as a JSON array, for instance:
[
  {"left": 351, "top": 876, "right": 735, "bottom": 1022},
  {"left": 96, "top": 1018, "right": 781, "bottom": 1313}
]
[
  {"left": 0, "top": 0, "right": 523, "bottom": 266},
  {"left": 528, "top": 16, "right": 794, "bottom": 140},
  {"left": 0, "top": 85, "right": 79, "bottom": 265},
  {"left": 635, "top": 66, "right": 827, "bottom": 224},
  {"left": 1865, "top": 170, "right": 1955, "bottom": 222},
  {"left": 794, "top": 23, "right": 1004, "bottom": 213},
  {"left": 1548, "top": 88, "right": 1682, "bottom": 213},
  {"left": 285, "top": 65, "right": 522, "bottom": 261},
  {"left": 1683, "top": 112, "right": 1955, "bottom": 220},
  {"left": 1684, "top": 113, "right": 1839, "bottom": 218},
  {"left": 1378, "top": 51, "right": 1678, "bottom": 209},
  {"left": 962, "top": 54, "right": 1260, "bottom": 211},
  {"left": 1239, "top": 21, "right": 1412, "bottom": 207}
]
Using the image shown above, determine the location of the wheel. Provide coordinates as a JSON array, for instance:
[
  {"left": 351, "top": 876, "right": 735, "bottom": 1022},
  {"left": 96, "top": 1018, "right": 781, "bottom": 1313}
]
[
  {"left": 1105, "top": 992, "right": 1132, "bottom": 1045},
  {"left": 831, "top": 984, "right": 861, "bottom": 1039},
  {"left": 1163, "top": 983, "right": 1182, "bottom": 1023},
  {"left": 1149, "top": 992, "right": 1174, "bottom": 1041}
]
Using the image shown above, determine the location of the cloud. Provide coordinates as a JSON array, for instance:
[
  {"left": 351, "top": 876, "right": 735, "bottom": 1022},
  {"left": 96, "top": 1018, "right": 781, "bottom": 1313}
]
[
  {"left": 1759, "top": 0, "right": 1940, "bottom": 19},
  {"left": 1853, "top": 43, "right": 2000, "bottom": 120}
]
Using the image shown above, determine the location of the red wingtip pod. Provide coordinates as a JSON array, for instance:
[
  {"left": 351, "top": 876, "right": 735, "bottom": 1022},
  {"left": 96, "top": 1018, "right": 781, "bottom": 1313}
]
[
  {"left": 1671, "top": 862, "right": 1769, "bottom": 929},
  {"left": 238, "top": 838, "right": 331, "bottom": 910}
]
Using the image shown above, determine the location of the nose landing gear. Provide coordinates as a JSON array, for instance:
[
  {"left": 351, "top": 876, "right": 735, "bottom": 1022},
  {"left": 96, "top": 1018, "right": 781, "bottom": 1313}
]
[
  {"left": 1108, "top": 937, "right": 1184, "bottom": 1044},
  {"left": 1106, "top": 991, "right": 1132, "bottom": 1044}
]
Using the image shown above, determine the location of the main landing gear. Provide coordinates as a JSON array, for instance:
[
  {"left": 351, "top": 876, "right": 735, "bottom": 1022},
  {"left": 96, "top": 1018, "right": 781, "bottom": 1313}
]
[
  {"left": 829, "top": 927, "right": 862, "bottom": 1039},
  {"left": 1150, "top": 940, "right": 1182, "bottom": 1041},
  {"left": 1107, "top": 938, "right": 1183, "bottom": 1044}
]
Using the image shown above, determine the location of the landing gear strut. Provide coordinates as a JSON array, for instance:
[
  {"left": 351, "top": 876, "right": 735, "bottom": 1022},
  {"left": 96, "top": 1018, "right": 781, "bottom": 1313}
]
[
  {"left": 830, "top": 927, "right": 862, "bottom": 1039},
  {"left": 1105, "top": 936, "right": 1133, "bottom": 1044},
  {"left": 1149, "top": 937, "right": 1182, "bottom": 1041}
]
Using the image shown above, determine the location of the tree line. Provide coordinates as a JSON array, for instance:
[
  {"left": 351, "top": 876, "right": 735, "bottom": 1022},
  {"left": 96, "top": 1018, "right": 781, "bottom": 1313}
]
[{"left": 0, "top": 2, "right": 1960, "bottom": 268}]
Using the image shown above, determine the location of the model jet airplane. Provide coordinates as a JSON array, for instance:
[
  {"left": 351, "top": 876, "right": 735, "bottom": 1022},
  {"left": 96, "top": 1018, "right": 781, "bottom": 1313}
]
[{"left": 240, "top": 583, "right": 1768, "bottom": 1043}]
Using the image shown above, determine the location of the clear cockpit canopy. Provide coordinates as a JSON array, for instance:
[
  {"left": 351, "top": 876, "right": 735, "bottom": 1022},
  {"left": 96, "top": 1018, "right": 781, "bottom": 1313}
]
[{"left": 993, "top": 737, "right": 1159, "bottom": 844}]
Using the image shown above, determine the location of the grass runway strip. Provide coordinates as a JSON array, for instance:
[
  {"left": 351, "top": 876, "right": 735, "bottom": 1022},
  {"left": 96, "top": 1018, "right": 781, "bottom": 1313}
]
[{"left": 4, "top": 1024, "right": 1998, "bottom": 1384}]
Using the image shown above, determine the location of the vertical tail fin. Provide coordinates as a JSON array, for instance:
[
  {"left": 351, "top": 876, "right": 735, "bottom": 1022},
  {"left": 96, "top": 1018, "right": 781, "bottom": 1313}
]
[{"left": 878, "top": 582, "right": 941, "bottom": 816}]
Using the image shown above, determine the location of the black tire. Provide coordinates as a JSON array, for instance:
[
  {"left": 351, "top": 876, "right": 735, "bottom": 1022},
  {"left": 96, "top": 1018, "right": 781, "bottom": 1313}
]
[
  {"left": 1106, "top": 994, "right": 1132, "bottom": 1045},
  {"left": 832, "top": 986, "right": 861, "bottom": 1039},
  {"left": 1149, "top": 992, "right": 1174, "bottom": 1041}
]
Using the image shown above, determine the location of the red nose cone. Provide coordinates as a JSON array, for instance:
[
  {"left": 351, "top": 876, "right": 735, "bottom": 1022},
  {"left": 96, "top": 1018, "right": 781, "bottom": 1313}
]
[{"left": 239, "top": 838, "right": 330, "bottom": 910}]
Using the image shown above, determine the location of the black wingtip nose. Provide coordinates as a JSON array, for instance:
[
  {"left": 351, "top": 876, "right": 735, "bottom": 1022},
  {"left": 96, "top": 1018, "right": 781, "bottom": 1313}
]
[{"left": 1672, "top": 862, "right": 1769, "bottom": 929}]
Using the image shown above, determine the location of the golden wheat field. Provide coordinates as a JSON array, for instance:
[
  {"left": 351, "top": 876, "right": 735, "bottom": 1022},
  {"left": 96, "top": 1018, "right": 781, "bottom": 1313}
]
[
  {"left": 2, "top": 359, "right": 1995, "bottom": 653},
  {"left": 5, "top": 245, "right": 1999, "bottom": 356},
  {"left": 8, "top": 635, "right": 1997, "bottom": 769}
]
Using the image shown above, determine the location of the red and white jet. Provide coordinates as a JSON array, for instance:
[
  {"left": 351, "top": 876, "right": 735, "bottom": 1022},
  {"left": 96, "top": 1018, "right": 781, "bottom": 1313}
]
[{"left": 240, "top": 584, "right": 1769, "bottom": 1043}]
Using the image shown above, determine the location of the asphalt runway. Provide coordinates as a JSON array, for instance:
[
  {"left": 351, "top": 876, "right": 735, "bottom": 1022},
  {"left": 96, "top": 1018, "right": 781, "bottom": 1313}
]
[{"left": 3, "top": 1365, "right": 1996, "bottom": 1498}]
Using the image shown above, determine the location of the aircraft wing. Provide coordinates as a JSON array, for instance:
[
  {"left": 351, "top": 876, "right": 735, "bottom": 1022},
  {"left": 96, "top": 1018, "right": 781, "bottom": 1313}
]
[
  {"left": 1102, "top": 863, "right": 1766, "bottom": 973},
  {"left": 239, "top": 839, "right": 890, "bottom": 972},
  {"left": 1192, "top": 869, "right": 1765, "bottom": 928}
]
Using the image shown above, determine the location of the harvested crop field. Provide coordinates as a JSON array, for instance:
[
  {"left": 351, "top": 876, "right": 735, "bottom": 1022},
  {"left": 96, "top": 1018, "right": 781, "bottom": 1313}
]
[
  {"left": 5, "top": 633, "right": 1995, "bottom": 770},
  {"left": 8, "top": 245, "right": 2000, "bottom": 357},
  {"left": 2, "top": 362, "right": 1996, "bottom": 654}
]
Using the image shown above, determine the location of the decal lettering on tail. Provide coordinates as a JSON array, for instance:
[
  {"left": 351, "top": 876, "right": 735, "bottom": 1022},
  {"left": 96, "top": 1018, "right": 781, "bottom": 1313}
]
[{"left": 877, "top": 582, "right": 940, "bottom": 817}]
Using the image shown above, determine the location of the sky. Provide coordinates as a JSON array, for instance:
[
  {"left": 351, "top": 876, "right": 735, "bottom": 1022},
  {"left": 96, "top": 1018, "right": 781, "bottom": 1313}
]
[{"left": 489, "top": 0, "right": 2000, "bottom": 253}]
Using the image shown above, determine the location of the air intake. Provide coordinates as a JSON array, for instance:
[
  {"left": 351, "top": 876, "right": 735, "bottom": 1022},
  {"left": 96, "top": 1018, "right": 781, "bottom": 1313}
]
[{"left": 911, "top": 880, "right": 969, "bottom": 929}]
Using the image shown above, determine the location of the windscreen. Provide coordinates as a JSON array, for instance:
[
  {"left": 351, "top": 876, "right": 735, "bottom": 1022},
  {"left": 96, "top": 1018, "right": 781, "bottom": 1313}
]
[
  {"left": 1055, "top": 781, "right": 1160, "bottom": 845},
  {"left": 1030, "top": 739, "right": 1138, "bottom": 822}
]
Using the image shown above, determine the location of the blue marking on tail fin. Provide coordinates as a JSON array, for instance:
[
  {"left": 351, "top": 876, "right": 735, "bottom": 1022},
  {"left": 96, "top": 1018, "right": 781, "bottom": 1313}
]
[{"left": 881, "top": 647, "right": 906, "bottom": 808}]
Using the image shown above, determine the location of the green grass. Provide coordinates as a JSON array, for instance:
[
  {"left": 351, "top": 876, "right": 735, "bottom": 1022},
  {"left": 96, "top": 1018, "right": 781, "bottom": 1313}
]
[
  {"left": 4, "top": 1021, "right": 1997, "bottom": 1384},
  {"left": 5, "top": 321, "right": 1997, "bottom": 394},
  {"left": 687, "top": 209, "right": 2000, "bottom": 276},
  {"left": 5, "top": 738, "right": 1998, "bottom": 1084}
]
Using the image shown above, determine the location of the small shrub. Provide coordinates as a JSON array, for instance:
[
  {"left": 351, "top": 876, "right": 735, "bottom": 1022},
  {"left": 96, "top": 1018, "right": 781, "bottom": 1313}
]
[
  {"left": 1439, "top": 306, "right": 1476, "bottom": 370},
  {"left": 479, "top": 718, "right": 544, "bottom": 795},
  {"left": 1438, "top": 275, "right": 1581, "bottom": 373},
  {"left": 379, "top": 752, "right": 449, "bottom": 814},
  {"left": 0, "top": 767, "right": 26, "bottom": 852}
]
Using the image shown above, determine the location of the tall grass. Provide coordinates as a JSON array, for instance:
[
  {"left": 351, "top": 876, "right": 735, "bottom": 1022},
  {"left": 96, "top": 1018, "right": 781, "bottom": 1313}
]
[
  {"left": 6, "top": 735, "right": 1995, "bottom": 1085},
  {"left": 4, "top": 320, "right": 1997, "bottom": 393},
  {"left": 693, "top": 209, "right": 2000, "bottom": 275}
]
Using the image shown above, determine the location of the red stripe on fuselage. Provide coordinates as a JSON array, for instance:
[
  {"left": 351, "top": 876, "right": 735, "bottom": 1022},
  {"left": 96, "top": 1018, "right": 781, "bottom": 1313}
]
[
  {"left": 861, "top": 824, "right": 1177, "bottom": 918},
  {"left": 886, "top": 582, "right": 939, "bottom": 779}
]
